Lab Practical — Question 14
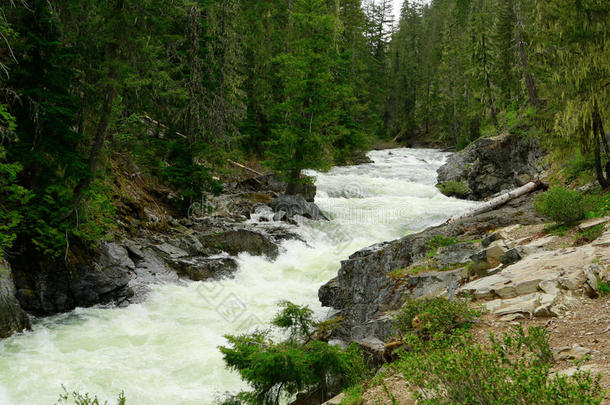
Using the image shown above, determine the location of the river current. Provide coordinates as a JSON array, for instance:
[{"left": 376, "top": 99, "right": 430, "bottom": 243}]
[{"left": 0, "top": 149, "right": 478, "bottom": 405}]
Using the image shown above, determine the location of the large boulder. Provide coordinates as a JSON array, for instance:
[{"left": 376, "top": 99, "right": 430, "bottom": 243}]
[
  {"left": 236, "top": 174, "right": 317, "bottom": 202},
  {"left": 13, "top": 242, "right": 133, "bottom": 315},
  {"left": 199, "top": 229, "right": 279, "bottom": 259},
  {"left": 437, "top": 132, "right": 545, "bottom": 200},
  {"left": 0, "top": 259, "right": 30, "bottom": 338},
  {"left": 270, "top": 195, "right": 329, "bottom": 222}
]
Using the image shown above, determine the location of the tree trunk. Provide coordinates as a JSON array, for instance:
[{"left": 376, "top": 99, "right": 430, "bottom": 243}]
[
  {"left": 514, "top": 7, "right": 539, "bottom": 106},
  {"left": 187, "top": 2, "right": 202, "bottom": 147},
  {"left": 593, "top": 107, "right": 610, "bottom": 188},
  {"left": 448, "top": 180, "right": 544, "bottom": 223},
  {"left": 72, "top": 85, "right": 116, "bottom": 206}
]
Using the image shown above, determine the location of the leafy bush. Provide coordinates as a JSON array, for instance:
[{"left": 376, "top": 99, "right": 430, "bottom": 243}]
[
  {"left": 398, "top": 325, "right": 602, "bottom": 404},
  {"left": 437, "top": 181, "right": 471, "bottom": 199},
  {"left": 56, "top": 388, "right": 126, "bottom": 405},
  {"left": 582, "top": 193, "right": 610, "bottom": 218},
  {"left": 219, "top": 302, "right": 368, "bottom": 405},
  {"left": 597, "top": 281, "right": 610, "bottom": 297},
  {"left": 393, "top": 298, "right": 480, "bottom": 341},
  {"left": 534, "top": 187, "right": 585, "bottom": 224}
]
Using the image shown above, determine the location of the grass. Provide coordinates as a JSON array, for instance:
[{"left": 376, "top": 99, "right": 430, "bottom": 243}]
[
  {"left": 574, "top": 224, "right": 606, "bottom": 245},
  {"left": 425, "top": 235, "right": 458, "bottom": 257},
  {"left": 597, "top": 280, "right": 610, "bottom": 297},
  {"left": 437, "top": 180, "right": 471, "bottom": 199}
]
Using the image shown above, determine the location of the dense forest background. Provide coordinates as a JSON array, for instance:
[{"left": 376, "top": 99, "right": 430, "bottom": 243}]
[{"left": 0, "top": 0, "right": 608, "bottom": 265}]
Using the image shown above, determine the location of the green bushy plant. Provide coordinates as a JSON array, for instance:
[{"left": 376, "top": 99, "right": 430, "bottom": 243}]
[
  {"left": 56, "top": 388, "right": 126, "bottom": 405},
  {"left": 582, "top": 193, "right": 610, "bottom": 218},
  {"left": 534, "top": 187, "right": 585, "bottom": 224},
  {"left": 393, "top": 298, "right": 480, "bottom": 341},
  {"left": 219, "top": 301, "right": 368, "bottom": 405},
  {"left": 437, "top": 181, "right": 471, "bottom": 199},
  {"left": 398, "top": 325, "right": 602, "bottom": 405}
]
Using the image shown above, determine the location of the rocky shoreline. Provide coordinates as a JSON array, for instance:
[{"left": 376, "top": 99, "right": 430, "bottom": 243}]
[{"left": 0, "top": 172, "right": 327, "bottom": 338}]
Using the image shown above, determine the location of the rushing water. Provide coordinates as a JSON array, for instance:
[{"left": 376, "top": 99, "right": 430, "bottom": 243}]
[{"left": 0, "top": 149, "right": 478, "bottom": 405}]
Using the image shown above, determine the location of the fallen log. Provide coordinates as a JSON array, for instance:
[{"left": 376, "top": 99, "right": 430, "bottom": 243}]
[
  {"left": 227, "top": 159, "right": 264, "bottom": 177},
  {"left": 447, "top": 180, "right": 545, "bottom": 224}
]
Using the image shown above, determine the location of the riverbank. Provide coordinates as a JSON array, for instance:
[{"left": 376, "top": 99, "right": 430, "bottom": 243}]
[{"left": 0, "top": 148, "right": 477, "bottom": 404}]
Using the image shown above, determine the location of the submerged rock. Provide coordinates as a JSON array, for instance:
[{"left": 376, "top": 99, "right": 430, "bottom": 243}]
[
  {"left": 0, "top": 259, "right": 30, "bottom": 338},
  {"left": 437, "top": 132, "right": 546, "bottom": 200}
]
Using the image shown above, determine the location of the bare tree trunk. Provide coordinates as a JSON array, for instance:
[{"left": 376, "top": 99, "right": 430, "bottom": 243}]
[
  {"left": 187, "top": 1, "right": 203, "bottom": 147},
  {"left": 72, "top": 85, "right": 116, "bottom": 206},
  {"left": 593, "top": 107, "right": 609, "bottom": 188},
  {"left": 448, "top": 181, "right": 543, "bottom": 223},
  {"left": 514, "top": 5, "right": 539, "bottom": 106}
]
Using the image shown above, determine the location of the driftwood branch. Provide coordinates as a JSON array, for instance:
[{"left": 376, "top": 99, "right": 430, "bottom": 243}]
[
  {"left": 227, "top": 159, "right": 264, "bottom": 177},
  {"left": 447, "top": 180, "right": 544, "bottom": 224}
]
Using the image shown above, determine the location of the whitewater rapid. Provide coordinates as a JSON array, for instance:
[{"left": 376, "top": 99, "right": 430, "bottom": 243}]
[{"left": 0, "top": 149, "right": 478, "bottom": 405}]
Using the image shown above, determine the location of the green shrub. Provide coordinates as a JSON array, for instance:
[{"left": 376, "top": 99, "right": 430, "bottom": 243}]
[
  {"left": 437, "top": 181, "right": 471, "bottom": 199},
  {"left": 393, "top": 298, "right": 480, "bottom": 341},
  {"left": 56, "top": 388, "right": 126, "bottom": 405},
  {"left": 582, "top": 193, "right": 610, "bottom": 218},
  {"left": 534, "top": 187, "right": 585, "bottom": 224},
  {"left": 597, "top": 281, "right": 610, "bottom": 297},
  {"left": 398, "top": 325, "right": 603, "bottom": 405},
  {"left": 219, "top": 302, "right": 369, "bottom": 405}
]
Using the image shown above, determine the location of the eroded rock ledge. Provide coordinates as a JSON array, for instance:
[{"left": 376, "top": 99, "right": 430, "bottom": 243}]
[{"left": 318, "top": 192, "right": 544, "bottom": 342}]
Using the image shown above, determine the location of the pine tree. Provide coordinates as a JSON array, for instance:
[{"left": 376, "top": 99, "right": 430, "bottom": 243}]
[
  {"left": 535, "top": 0, "right": 610, "bottom": 187},
  {"left": 265, "top": 0, "right": 342, "bottom": 190}
]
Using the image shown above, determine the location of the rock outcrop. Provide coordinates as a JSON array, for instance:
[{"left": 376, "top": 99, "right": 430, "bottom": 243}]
[
  {"left": 270, "top": 194, "right": 329, "bottom": 222},
  {"left": 437, "top": 132, "right": 546, "bottom": 200},
  {"left": 0, "top": 259, "right": 30, "bottom": 338},
  {"left": 12, "top": 224, "right": 290, "bottom": 315},
  {"left": 318, "top": 192, "right": 544, "bottom": 341},
  {"left": 460, "top": 225, "right": 610, "bottom": 319}
]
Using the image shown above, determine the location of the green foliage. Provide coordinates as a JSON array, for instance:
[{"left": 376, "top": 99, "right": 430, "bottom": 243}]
[
  {"left": 574, "top": 224, "right": 606, "bottom": 246},
  {"left": 56, "top": 388, "right": 126, "bottom": 405},
  {"left": 219, "top": 302, "right": 368, "bottom": 404},
  {"left": 437, "top": 181, "right": 471, "bottom": 199},
  {"left": 597, "top": 281, "right": 610, "bottom": 297},
  {"left": 582, "top": 194, "right": 610, "bottom": 219},
  {"left": 397, "top": 325, "right": 603, "bottom": 404},
  {"left": 393, "top": 298, "right": 480, "bottom": 342},
  {"left": 535, "top": 0, "right": 610, "bottom": 188},
  {"left": 534, "top": 187, "right": 585, "bottom": 224}
]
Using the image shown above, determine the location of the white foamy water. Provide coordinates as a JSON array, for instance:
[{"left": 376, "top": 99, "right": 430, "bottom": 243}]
[{"left": 0, "top": 149, "right": 478, "bottom": 405}]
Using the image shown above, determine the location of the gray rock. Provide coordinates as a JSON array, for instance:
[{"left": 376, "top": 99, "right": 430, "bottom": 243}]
[
  {"left": 236, "top": 174, "right": 317, "bottom": 202},
  {"left": 0, "top": 259, "right": 30, "bottom": 338},
  {"left": 355, "top": 336, "right": 386, "bottom": 368},
  {"left": 270, "top": 195, "right": 329, "bottom": 222},
  {"left": 172, "top": 257, "right": 238, "bottom": 282},
  {"left": 199, "top": 229, "right": 279, "bottom": 259},
  {"left": 69, "top": 242, "right": 132, "bottom": 307},
  {"left": 318, "top": 192, "right": 544, "bottom": 342},
  {"left": 437, "top": 132, "right": 546, "bottom": 200}
]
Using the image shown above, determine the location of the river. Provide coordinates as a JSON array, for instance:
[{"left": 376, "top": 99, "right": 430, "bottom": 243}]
[{"left": 0, "top": 148, "right": 478, "bottom": 405}]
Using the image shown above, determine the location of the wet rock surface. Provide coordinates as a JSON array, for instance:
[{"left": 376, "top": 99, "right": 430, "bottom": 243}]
[
  {"left": 0, "top": 259, "right": 30, "bottom": 338},
  {"left": 9, "top": 173, "right": 318, "bottom": 316}
]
